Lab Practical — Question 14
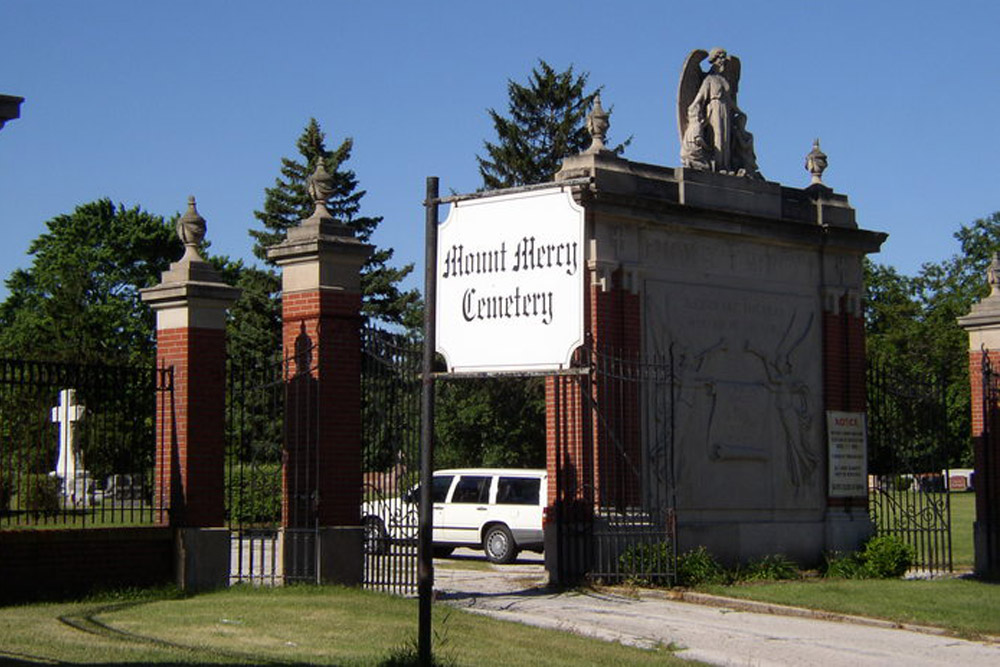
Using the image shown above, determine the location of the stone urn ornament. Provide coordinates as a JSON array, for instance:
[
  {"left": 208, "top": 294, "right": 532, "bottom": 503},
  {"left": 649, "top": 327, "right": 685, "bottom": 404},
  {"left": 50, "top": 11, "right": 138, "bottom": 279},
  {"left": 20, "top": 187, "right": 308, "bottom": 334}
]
[{"left": 176, "top": 195, "right": 207, "bottom": 262}]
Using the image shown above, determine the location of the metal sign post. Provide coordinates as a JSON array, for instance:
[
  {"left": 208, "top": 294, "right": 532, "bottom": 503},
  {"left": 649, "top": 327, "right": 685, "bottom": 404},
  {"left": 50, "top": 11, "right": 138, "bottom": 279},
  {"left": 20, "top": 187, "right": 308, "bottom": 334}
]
[{"left": 418, "top": 176, "right": 439, "bottom": 664}]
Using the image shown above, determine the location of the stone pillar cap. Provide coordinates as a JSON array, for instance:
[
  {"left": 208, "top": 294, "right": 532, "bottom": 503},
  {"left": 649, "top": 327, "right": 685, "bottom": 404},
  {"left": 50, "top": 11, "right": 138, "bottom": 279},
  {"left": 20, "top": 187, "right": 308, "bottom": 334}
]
[{"left": 140, "top": 196, "right": 240, "bottom": 310}]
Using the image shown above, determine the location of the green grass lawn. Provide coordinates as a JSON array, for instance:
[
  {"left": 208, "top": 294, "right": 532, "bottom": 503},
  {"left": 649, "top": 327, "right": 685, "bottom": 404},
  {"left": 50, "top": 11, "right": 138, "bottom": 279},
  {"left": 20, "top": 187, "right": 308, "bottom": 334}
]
[
  {"left": 0, "top": 586, "right": 692, "bottom": 666},
  {"left": 702, "top": 577, "right": 1000, "bottom": 639},
  {"left": 950, "top": 491, "right": 976, "bottom": 569}
]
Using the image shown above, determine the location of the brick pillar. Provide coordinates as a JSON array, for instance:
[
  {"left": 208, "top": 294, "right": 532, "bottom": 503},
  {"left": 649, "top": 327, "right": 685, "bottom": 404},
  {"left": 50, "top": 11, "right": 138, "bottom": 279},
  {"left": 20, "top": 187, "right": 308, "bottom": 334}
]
[
  {"left": 545, "top": 264, "right": 640, "bottom": 583},
  {"left": 822, "top": 286, "right": 868, "bottom": 511},
  {"left": 267, "top": 169, "right": 371, "bottom": 585},
  {"left": 141, "top": 197, "right": 239, "bottom": 591},
  {"left": 958, "top": 258, "right": 1000, "bottom": 579}
]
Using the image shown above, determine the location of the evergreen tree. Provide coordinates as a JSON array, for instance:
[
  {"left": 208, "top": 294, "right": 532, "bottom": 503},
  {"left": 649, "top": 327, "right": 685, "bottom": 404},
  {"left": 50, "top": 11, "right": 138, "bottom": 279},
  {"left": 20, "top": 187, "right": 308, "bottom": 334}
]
[
  {"left": 434, "top": 62, "right": 628, "bottom": 469},
  {"left": 252, "top": 118, "right": 419, "bottom": 327},
  {"left": 477, "top": 60, "right": 628, "bottom": 189}
]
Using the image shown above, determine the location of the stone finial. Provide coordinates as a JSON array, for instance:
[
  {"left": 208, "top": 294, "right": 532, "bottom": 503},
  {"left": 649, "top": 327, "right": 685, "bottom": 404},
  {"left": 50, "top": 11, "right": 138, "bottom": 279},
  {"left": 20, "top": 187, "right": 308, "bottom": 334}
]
[
  {"left": 307, "top": 159, "right": 335, "bottom": 221},
  {"left": 176, "top": 196, "right": 207, "bottom": 263},
  {"left": 805, "top": 139, "right": 828, "bottom": 185},
  {"left": 584, "top": 93, "right": 610, "bottom": 154}
]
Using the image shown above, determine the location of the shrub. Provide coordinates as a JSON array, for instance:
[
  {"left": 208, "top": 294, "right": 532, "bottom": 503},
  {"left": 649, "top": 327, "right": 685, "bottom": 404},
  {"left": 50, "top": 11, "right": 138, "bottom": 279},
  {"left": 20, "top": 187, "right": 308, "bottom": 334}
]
[
  {"left": 738, "top": 554, "right": 799, "bottom": 582},
  {"left": 0, "top": 471, "right": 12, "bottom": 512},
  {"left": 22, "top": 474, "right": 61, "bottom": 513},
  {"left": 823, "top": 535, "right": 914, "bottom": 579},
  {"left": 676, "top": 546, "right": 727, "bottom": 587},
  {"left": 226, "top": 463, "right": 282, "bottom": 525},
  {"left": 822, "top": 550, "right": 866, "bottom": 579},
  {"left": 618, "top": 540, "right": 674, "bottom": 585},
  {"left": 861, "top": 535, "right": 914, "bottom": 578}
]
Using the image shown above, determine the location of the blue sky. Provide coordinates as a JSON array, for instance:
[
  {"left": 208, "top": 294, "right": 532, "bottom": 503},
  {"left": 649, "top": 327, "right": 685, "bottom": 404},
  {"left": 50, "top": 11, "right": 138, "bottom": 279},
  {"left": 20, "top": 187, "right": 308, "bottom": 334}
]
[{"left": 2, "top": 1, "right": 998, "bottom": 300}]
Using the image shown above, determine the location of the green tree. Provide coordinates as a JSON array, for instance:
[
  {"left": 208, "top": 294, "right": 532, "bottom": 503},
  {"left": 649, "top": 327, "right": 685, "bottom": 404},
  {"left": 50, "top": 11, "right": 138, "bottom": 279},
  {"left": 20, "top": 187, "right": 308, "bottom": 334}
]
[
  {"left": 251, "top": 118, "right": 420, "bottom": 328},
  {"left": 435, "top": 62, "right": 627, "bottom": 469},
  {"left": 864, "top": 211, "right": 1000, "bottom": 468},
  {"left": 434, "top": 378, "right": 546, "bottom": 469},
  {"left": 0, "top": 199, "right": 181, "bottom": 365},
  {"left": 477, "top": 59, "right": 629, "bottom": 189}
]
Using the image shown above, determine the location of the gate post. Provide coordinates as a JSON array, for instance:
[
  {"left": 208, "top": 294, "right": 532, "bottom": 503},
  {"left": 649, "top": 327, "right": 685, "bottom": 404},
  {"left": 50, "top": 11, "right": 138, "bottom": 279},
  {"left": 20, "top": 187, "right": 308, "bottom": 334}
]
[
  {"left": 141, "top": 197, "right": 240, "bottom": 591},
  {"left": 958, "top": 254, "right": 1000, "bottom": 579},
  {"left": 267, "top": 163, "right": 372, "bottom": 585}
]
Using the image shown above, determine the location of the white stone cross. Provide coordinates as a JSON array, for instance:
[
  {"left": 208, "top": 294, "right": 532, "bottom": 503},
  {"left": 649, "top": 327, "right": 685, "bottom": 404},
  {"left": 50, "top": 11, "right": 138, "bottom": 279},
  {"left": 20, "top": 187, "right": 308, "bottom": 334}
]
[{"left": 51, "top": 388, "right": 86, "bottom": 483}]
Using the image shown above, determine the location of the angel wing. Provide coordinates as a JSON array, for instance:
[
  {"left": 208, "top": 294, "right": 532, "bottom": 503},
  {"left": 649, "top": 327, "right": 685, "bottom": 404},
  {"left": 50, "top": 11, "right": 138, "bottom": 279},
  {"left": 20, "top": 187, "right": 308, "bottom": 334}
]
[
  {"left": 724, "top": 54, "right": 741, "bottom": 106},
  {"left": 677, "top": 49, "right": 708, "bottom": 144}
]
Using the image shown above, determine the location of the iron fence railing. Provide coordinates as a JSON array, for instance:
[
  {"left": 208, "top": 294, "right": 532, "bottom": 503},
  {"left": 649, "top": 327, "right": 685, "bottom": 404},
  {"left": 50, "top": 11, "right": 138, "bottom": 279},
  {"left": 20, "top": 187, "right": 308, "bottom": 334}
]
[
  {"left": 0, "top": 358, "right": 171, "bottom": 530},
  {"left": 866, "top": 357, "right": 954, "bottom": 574}
]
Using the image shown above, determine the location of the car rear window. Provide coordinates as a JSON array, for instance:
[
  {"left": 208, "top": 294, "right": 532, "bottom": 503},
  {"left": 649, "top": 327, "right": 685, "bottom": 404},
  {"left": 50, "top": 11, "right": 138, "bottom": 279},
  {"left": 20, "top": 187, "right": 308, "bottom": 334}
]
[
  {"left": 496, "top": 477, "right": 540, "bottom": 506},
  {"left": 451, "top": 475, "right": 491, "bottom": 503}
]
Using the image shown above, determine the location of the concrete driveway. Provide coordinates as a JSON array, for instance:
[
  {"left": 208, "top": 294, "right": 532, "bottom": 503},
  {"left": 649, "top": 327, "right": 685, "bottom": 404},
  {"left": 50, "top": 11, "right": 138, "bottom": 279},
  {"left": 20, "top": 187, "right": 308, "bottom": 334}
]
[{"left": 434, "top": 550, "right": 1000, "bottom": 666}]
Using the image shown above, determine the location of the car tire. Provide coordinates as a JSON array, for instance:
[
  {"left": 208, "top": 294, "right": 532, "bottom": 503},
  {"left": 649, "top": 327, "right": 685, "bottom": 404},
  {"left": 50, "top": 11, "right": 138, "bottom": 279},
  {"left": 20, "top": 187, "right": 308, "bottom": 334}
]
[
  {"left": 483, "top": 524, "right": 517, "bottom": 564},
  {"left": 363, "top": 516, "right": 388, "bottom": 555}
]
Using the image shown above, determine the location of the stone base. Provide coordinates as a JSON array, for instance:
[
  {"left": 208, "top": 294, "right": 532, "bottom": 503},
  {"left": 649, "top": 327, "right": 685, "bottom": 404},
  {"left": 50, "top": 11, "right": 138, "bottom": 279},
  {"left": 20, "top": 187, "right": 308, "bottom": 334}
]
[
  {"left": 317, "top": 526, "right": 363, "bottom": 586},
  {"left": 974, "top": 520, "right": 1000, "bottom": 580},
  {"left": 824, "top": 506, "right": 873, "bottom": 555},
  {"left": 678, "top": 512, "right": 872, "bottom": 568},
  {"left": 176, "top": 527, "right": 229, "bottom": 592}
]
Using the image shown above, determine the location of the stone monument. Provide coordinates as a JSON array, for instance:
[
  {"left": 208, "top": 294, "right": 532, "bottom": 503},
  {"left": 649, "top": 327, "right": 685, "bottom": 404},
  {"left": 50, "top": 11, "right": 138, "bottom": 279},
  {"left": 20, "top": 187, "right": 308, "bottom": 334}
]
[
  {"left": 50, "top": 388, "right": 93, "bottom": 507},
  {"left": 547, "top": 50, "right": 885, "bottom": 568}
]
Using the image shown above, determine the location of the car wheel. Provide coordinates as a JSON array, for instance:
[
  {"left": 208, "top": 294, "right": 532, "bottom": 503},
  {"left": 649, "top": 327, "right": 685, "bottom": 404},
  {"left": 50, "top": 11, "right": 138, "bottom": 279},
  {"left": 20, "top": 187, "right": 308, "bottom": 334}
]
[
  {"left": 483, "top": 524, "right": 517, "bottom": 564},
  {"left": 363, "top": 516, "right": 388, "bottom": 555}
]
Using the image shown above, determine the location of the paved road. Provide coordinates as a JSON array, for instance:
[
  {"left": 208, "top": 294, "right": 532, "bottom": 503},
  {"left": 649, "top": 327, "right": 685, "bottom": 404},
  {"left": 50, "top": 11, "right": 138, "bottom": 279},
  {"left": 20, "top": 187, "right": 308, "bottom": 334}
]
[{"left": 434, "top": 550, "right": 1000, "bottom": 666}]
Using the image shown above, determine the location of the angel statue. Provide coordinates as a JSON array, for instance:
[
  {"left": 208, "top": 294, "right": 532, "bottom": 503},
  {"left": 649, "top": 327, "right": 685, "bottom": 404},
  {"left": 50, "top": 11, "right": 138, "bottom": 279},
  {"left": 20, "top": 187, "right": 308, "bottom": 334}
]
[{"left": 677, "top": 48, "right": 762, "bottom": 179}]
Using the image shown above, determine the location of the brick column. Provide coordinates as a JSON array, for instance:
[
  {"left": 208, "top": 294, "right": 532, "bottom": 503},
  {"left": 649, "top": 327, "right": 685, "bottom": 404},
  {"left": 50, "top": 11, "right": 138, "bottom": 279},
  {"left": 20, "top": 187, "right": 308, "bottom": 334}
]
[
  {"left": 141, "top": 197, "right": 239, "bottom": 591},
  {"left": 267, "top": 165, "right": 371, "bottom": 585},
  {"left": 545, "top": 262, "right": 641, "bottom": 583},
  {"left": 958, "top": 256, "right": 1000, "bottom": 579}
]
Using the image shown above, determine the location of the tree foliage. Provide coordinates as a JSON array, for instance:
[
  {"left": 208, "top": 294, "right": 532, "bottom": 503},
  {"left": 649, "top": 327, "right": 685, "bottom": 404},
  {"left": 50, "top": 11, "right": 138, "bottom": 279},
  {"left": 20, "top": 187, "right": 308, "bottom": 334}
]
[
  {"left": 864, "top": 211, "right": 1000, "bottom": 468},
  {"left": 434, "top": 378, "right": 546, "bottom": 469},
  {"left": 477, "top": 59, "right": 628, "bottom": 189},
  {"left": 0, "top": 199, "right": 181, "bottom": 365},
  {"left": 252, "top": 118, "right": 420, "bottom": 328},
  {"left": 435, "top": 62, "right": 627, "bottom": 469}
]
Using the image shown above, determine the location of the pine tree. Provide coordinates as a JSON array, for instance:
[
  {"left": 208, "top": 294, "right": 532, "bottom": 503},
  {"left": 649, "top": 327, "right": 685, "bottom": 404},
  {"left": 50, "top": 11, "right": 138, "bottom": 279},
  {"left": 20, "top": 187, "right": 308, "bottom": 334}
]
[
  {"left": 477, "top": 60, "right": 628, "bottom": 189},
  {"left": 252, "top": 118, "right": 419, "bottom": 327}
]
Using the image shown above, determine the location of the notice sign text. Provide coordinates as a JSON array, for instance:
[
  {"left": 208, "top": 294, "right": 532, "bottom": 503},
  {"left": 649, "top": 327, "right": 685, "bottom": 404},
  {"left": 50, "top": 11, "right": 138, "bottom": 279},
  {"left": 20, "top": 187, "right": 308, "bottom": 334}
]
[
  {"left": 436, "top": 188, "right": 584, "bottom": 373},
  {"left": 826, "top": 411, "right": 868, "bottom": 497}
]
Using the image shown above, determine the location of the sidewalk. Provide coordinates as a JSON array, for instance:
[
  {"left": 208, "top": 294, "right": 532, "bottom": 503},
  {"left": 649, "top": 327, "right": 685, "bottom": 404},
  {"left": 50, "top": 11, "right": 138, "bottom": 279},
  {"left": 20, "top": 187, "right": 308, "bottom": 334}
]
[{"left": 434, "top": 554, "right": 1000, "bottom": 667}]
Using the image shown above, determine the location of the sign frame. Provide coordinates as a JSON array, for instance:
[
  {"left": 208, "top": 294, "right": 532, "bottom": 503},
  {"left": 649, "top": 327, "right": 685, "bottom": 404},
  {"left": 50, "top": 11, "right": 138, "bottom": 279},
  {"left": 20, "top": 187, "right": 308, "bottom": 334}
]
[{"left": 435, "top": 186, "right": 585, "bottom": 374}]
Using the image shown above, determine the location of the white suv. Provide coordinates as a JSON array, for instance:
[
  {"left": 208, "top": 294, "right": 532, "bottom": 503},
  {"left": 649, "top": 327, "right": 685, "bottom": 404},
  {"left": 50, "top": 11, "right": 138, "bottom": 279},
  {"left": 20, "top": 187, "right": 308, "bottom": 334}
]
[{"left": 362, "top": 468, "right": 546, "bottom": 564}]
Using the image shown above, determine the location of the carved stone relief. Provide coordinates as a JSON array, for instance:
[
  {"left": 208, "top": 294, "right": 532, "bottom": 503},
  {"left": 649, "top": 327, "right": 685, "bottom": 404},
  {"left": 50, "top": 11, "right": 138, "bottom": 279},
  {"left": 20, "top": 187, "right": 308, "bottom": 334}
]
[{"left": 645, "top": 280, "right": 824, "bottom": 513}]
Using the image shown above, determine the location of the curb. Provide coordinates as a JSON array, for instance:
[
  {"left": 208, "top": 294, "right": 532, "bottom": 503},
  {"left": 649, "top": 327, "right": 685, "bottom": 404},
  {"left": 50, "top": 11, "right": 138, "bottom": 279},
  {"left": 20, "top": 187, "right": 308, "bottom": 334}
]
[{"left": 648, "top": 589, "right": 999, "bottom": 644}]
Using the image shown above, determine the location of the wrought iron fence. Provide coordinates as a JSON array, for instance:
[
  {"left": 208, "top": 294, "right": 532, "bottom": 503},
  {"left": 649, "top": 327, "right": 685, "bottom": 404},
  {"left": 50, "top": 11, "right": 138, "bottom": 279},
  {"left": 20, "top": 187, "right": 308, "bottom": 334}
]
[
  {"left": 980, "top": 350, "right": 1000, "bottom": 575},
  {"left": 553, "top": 345, "right": 677, "bottom": 585},
  {"left": 360, "top": 325, "right": 422, "bottom": 595},
  {"left": 867, "top": 357, "right": 954, "bottom": 573},
  {"left": 0, "top": 358, "right": 171, "bottom": 529}
]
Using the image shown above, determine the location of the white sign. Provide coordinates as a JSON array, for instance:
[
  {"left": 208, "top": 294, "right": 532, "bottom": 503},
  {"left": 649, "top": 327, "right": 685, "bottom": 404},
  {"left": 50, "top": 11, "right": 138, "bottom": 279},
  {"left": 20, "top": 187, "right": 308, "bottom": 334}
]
[
  {"left": 826, "top": 411, "right": 867, "bottom": 497},
  {"left": 436, "top": 187, "right": 585, "bottom": 373}
]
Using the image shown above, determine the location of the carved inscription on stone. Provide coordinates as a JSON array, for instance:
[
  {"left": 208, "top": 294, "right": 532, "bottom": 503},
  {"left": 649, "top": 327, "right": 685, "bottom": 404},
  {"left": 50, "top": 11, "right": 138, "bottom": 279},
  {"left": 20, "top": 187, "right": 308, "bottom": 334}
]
[
  {"left": 640, "top": 233, "right": 817, "bottom": 288},
  {"left": 646, "top": 281, "right": 824, "bottom": 513}
]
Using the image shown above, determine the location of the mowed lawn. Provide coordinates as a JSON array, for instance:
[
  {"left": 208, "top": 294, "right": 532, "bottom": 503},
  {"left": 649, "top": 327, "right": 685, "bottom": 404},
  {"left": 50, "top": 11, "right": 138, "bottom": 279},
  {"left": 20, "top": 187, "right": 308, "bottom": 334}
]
[
  {"left": 0, "top": 586, "right": 692, "bottom": 666},
  {"left": 701, "top": 491, "right": 994, "bottom": 639},
  {"left": 950, "top": 491, "right": 975, "bottom": 569}
]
